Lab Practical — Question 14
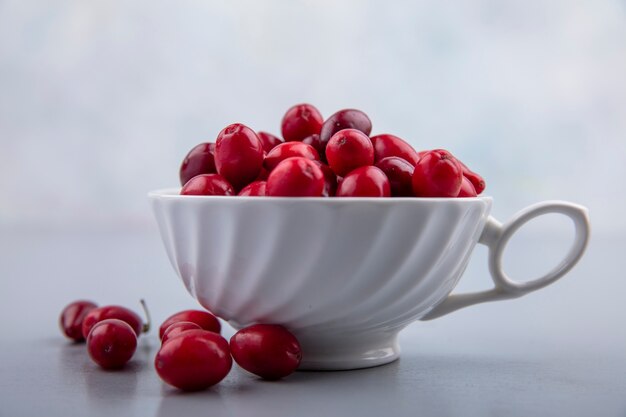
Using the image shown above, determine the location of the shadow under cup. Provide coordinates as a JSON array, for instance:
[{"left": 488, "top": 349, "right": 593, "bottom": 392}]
[{"left": 150, "top": 191, "right": 493, "bottom": 370}]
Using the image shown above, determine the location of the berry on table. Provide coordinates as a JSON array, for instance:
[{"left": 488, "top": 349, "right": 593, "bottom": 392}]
[
  {"left": 161, "top": 321, "right": 203, "bottom": 344},
  {"left": 155, "top": 330, "right": 232, "bottom": 391},
  {"left": 82, "top": 301, "right": 150, "bottom": 339},
  {"left": 230, "top": 324, "right": 302, "bottom": 380},
  {"left": 87, "top": 319, "right": 137, "bottom": 370},
  {"left": 159, "top": 310, "right": 221, "bottom": 339},
  {"left": 59, "top": 300, "right": 98, "bottom": 342}
]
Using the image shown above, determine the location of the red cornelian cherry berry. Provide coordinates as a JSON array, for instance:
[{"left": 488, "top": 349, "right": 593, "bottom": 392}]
[
  {"left": 281, "top": 103, "right": 324, "bottom": 142},
  {"left": 263, "top": 142, "right": 320, "bottom": 171},
  {"left": 301, "top": 134, "right": 326, "bottom": 162},
  {"left": 458, "top": 176, "right": 478, "bottom": 197},
  {"left": 87, "top": 319, "right": 137, "bottom": 370},
  {"left": 257, "top": 132, "right": 284, "bottom": 152},
  {"left": 155, "top": 330, "right": 232, "bottom": 391},
  {"left": 238, "top": 181, "right": 267, "bottom": 196},
  {"left": 159, "top": 310, "right": 221, "bottom": 339},
  {"left": 336, "top": 166, "right": 391, "bottom": 197},
  {"left": 266, "top": 157, "right": 325, "bottom": 197},
  {"left": 214, "top": 123, "right": 264, "bottom": 190},
  {"left": 412, "top": 149, "right": 463, "bottom": 197},
  {"left": 179, "top": 143, "right": 217, "bottom": 186},
  {"left": 59, "top": 300, "right": 98, "bottom": 342},
  {"left": 82, "top": 302, "right": 149, "bottom": 339},
  {"left": 161, "top": 321, "right": 203, "bottom": 344},
  {"left": 375, "top": 157, "right": 415, "bottom": 197},
  {"left": 319, "top": 109, "right": 372, "bottom": 149},
  {"left": 464, "top": 171, "right": 485, "bottom": 194},
  {"left": 456, "top": 159, "right": 486, "bottom": 195},
  {"left": 230, "top": 324, "right": 302, "bottom": 380},
  {"left": 371, "top": 134, "right": 420, "bottom": 166},
  {"left": 313, "top": 161, "right": 338, "bottom": 197},
  {"left": 326, "top": 129, "right": 375, "bottom": 177},
  {"left": 180, "top": 174, "right": 234, "bottom": 196}
]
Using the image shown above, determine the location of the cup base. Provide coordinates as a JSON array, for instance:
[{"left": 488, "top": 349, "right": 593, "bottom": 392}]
[{"left": 295, "top": 331, "right": 400, "bottom": 371}]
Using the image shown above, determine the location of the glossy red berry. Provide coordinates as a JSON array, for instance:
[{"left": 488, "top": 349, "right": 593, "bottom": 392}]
[
  {"left": 336, "top": 166, "right": 391, "bottom": 197},
  {"left": 214, "top": 123, "right": 264, "bottom": 190},
  {"left": 319, "top": 109, "right": 372, "bottom": 148},
  {"left": 161, "top": 321, "right": 203, "bottom": 344},
  {"left": 238, "top": 180, "right": 267, "bottom": 196},
  {"left": 59, "top": 300, "right": 98, "bottom": 342},
  {"left": 412, "top": 149, "right": 463, "bottom": 197},
  {"left": 180, "top": 174, "right": 234, "bottom": 196},
  {"left": 301, "top": 134, "right": 326, "bottom": 162},
  {"left": 179, "top": 143, "right": 217, "bottom": 186},
  {"left": 82, "top": 305, "right": 145, "bottom": 339},
  {"left": 155, "top": 330, "right": 232, "bottom": 391},
  {"left": 266, "top": 157, "right": 325, "bottom": 197},
  {"left": 371, "top": 134, "right": 420, "bottom": 166},
  {"left": 326, "top": 129, "right": 374, "bottom": 177},
  {"left": 230, "top": 324, "right": 302, "bottom": 380},
  {"left": 375, "top": 157, "right": 415, "bottom": 197},
  {"left": 281, "top": 103, "right": 324, "bottom": 142},
  {"left": 263, "top": 142, "right": 320, "bottom": 171},
  {"left": 87, "top": 319, "right": 137, "bottom": 369},
  {"left": 456, "top": 159, "right": 486, "bottom": 195},
  {"left": 313, "top": 161, "right": 338, "bottom": 197},
  {"left": 257, "top": 132, "right": 284, "bottom": 152},
  {"left": 159, "top": 310, "right": 221, "bottom": 339},
  {"left": 458, "top": 176, "right": 478, "bottom": 197}
]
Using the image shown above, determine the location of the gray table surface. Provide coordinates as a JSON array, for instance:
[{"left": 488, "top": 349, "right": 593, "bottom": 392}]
[{"left": 1, "top": 227, "right": 625, "bottom": 417}]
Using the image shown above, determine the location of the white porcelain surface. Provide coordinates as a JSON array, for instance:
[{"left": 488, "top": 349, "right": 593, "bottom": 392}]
[{"left": 149, "top": 190, "right": 590, "bottom": 370}]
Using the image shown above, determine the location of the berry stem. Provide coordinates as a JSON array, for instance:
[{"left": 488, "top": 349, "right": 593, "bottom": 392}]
[{"left": 140, "top": 299, "right": 151, "bottom": 334}]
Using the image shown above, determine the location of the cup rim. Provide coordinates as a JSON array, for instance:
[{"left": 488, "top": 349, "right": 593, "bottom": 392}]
[{"left": 148, "top": 188, "right": 493, "bottom": 204}]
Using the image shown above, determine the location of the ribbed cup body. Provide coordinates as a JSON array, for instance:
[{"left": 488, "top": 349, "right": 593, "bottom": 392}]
[{"left": 150, "top": 190, "right": 492, "bottom": 369}]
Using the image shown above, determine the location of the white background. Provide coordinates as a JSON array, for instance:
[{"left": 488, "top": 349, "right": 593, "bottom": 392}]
[{"left": 1, "top": 0, "right": 624, "bottom": 233}]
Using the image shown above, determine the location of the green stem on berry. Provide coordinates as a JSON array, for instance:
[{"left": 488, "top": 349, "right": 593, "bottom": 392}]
[{"left": 140, "top": 299, "right": 151, "bottom": 334}]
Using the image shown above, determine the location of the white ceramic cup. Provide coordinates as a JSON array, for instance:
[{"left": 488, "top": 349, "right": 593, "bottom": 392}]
[{"left": 149, "top": 190, "right": 590, "bottom": 370}]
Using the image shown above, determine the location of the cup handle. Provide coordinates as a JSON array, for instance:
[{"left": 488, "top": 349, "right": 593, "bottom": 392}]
[{"left": 420, "top": 201, "right": 590, "bottom": 321}]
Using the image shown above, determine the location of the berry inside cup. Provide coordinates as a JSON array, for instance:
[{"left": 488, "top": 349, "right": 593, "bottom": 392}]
[{"left": 179, "top": 105, "right": 485, "bottom": 198}]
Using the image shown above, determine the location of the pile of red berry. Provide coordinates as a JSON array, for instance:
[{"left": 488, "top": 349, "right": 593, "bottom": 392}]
[
  {"left": 179, "top": 104, "right": 485, "bottom": 198},
  {"left": 60, "top": 300, "right": 150, "bottom": 369},
  {"left": 60, "top": 301, "right": 302, "bottom": 391}
]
